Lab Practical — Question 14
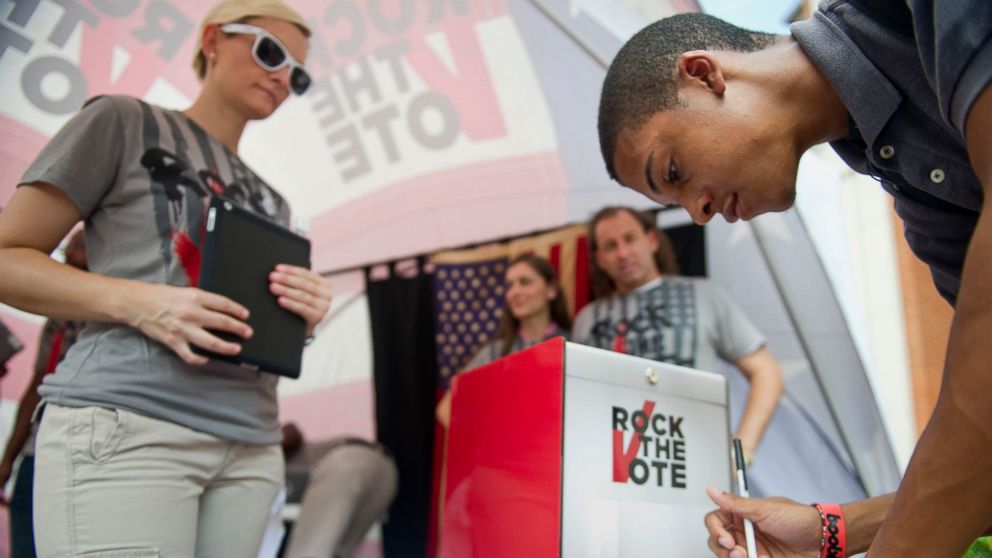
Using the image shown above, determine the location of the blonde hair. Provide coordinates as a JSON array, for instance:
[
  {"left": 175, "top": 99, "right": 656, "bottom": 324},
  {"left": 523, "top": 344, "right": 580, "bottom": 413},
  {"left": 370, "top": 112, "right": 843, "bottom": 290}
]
[{"left": 192, "top": 0, "right": 311, "bottom": 80}]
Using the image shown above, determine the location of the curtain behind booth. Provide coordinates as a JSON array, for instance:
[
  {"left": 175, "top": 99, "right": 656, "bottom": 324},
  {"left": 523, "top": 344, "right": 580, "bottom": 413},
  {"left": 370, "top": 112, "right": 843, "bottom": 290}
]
[
  {"left": 666, "top": 225, "right": 706, "bottom": 278},
  {"left": 367, "top": 258, "right": 439, "bottom": 558}
]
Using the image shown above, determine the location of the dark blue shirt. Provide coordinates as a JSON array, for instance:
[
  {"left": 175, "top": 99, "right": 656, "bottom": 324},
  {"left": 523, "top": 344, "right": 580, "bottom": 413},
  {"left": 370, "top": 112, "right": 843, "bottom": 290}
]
[{"left": 792, "top": 0, "right": 992, "bottom": 304}]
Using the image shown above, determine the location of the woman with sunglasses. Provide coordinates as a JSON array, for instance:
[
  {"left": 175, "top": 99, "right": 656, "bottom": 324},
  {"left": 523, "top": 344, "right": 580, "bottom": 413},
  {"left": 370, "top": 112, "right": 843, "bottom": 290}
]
[
  {"left": 436, "top": 253, "right": 572, "bottom": 428},
  {"left": 0, "top": 1, "right": 330, "bottom": 555}
]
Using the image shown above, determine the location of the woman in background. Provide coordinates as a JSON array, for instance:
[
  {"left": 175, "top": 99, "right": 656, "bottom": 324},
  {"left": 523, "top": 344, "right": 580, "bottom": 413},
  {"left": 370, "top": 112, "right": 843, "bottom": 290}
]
[
  {"left": 0, "top": 0, "right": 331, "bottom": 555},
  {"left": 436, "top": 253, "right": 572, "bottom": 427}
]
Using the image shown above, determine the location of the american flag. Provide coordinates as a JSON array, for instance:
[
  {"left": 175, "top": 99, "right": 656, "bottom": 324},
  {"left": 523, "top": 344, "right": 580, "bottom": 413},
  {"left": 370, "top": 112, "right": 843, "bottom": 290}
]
[{"left": 430, "top": 224, "right": 590, "bottom": 386}]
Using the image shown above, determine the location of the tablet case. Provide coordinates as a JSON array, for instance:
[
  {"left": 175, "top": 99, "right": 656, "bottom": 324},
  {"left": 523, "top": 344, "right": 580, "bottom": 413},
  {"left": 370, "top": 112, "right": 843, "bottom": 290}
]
[{"left": 195, "top": 197, "right": 310, "bottom": 378}]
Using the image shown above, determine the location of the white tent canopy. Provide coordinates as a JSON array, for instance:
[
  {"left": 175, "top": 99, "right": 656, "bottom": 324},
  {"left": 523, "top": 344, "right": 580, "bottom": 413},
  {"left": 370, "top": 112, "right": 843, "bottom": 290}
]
[{"left": 0, "top": 0, "right": 903, "bottom": 509}]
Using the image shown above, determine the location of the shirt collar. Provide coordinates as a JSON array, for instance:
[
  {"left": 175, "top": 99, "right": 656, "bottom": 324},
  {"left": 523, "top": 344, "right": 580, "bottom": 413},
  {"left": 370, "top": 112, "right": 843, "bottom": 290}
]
[
  {"left": 790, "top": 9, "right": 902, "bottom": 148},
  {"left": 518, "top": 323, "right": 561, "bottom": 343},
  {"left": 632, "top": 276, "right": 663, "bottom": 295}
]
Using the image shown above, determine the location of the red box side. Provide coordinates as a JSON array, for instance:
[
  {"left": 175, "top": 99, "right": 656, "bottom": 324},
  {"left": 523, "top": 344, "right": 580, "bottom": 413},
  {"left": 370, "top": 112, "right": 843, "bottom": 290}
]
[{"left": 440, "top": 337, "right": 565, "bottom": 558}]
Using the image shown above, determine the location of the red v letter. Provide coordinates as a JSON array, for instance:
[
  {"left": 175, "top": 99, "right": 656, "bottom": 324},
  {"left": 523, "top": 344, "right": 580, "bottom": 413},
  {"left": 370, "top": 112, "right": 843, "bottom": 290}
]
[
  {"left": 613, "top": 429, "right": 638, "bottom": 482},
  {"left": 406, "top": 23, "right": 507, "bottom": 141},
  {"left": 613, "top": 400, "right": 655, "bottom": 482},
  {"left": 80, "top": 19, "right": 171, "bottom": 98}
]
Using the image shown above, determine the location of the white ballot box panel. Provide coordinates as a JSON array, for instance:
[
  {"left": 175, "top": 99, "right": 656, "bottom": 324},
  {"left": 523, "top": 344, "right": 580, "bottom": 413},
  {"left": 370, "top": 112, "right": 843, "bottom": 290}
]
[{"left": 561, "top": 342, "right": 733, "bottom": 558}]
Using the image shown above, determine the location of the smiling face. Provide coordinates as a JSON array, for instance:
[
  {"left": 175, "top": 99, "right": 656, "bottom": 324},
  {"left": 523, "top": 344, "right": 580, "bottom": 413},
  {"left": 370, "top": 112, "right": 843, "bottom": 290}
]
[
  {"left": 593, "top": 210, "right": 661, "bottom": 294},
  {"left": 504, "top": 261, "right": 557, "bottom": 322},
  {"left": 611, "top": 93, "right": 801, "bottom": 224},
  {"left": 205, "top": 17, "right": 309, "bottom": 120}
]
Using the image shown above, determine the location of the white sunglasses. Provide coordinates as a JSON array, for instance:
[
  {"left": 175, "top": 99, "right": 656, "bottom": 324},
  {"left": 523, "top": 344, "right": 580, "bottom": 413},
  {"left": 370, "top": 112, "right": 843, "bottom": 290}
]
[{"left": 220, "top": 23, "right": 311, "bottom": 95}]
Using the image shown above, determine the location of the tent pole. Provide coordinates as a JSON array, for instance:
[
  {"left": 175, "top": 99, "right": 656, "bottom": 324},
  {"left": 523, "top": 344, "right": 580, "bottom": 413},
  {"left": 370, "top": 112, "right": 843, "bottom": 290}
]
[
  {"left": 526, "top": 0, "right": 611, "bottom": 69},
  {"left": 749, "top": 213, "right": 901, "bottom": 497}
]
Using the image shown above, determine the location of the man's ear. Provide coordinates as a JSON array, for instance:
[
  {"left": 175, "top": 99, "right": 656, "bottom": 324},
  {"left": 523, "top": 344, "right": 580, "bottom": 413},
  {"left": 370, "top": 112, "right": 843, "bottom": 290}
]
[
  {"left": 645, "top": 228, "right": 661, "bottom": 254},
  {"left": 678, "top": 50, "right": 726, "bottom": 96}
]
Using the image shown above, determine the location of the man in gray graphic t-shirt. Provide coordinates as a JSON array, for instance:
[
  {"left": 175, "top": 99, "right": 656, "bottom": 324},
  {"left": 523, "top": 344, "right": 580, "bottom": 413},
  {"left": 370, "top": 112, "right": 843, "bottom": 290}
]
[{"left": 573, "top": 206, "right": 782, "bottom": 461}]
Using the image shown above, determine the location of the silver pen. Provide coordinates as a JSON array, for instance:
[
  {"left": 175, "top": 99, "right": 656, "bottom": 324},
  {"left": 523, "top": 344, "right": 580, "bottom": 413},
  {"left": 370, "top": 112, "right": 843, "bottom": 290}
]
[{"left": 733, "top": 438, "right": 758, "bottom": 558}]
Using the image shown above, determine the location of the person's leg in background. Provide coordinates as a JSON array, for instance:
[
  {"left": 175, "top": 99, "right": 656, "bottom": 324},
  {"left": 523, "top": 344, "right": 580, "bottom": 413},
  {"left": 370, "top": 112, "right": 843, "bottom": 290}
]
[
  {"left": 284, "top": 443, "right": 398, "bottom": 558},
  {"left": 332, "top": 446, "right": 398, "bottom": 558},
  {"left": 9, "top": 454, "right": 36, "bottom": 558}
]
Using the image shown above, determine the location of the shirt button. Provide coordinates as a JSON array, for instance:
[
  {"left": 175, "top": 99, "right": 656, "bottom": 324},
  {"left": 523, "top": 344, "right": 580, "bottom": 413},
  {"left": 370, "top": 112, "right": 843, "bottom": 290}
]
[
  {"left": 879, "top": 145, "right": 895, "bottom": 159},
  {"left": 930, "top": 169, "right": 945, "bottom": 184}
]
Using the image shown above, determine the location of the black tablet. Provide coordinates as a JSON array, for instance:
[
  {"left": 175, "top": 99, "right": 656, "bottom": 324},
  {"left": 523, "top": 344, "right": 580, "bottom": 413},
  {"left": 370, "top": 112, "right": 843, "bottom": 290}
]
[{"left": 195, "top": 197, "right": 311, "bottom": 378}]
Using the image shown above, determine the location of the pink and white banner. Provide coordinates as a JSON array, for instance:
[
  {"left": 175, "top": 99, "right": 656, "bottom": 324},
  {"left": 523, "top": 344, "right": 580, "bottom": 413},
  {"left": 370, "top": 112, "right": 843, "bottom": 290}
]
[
  {"left": 0, "top": 0, "right": 673, "bottom": 428},
  {"left": 1, "top": 0, "right": 664, "bottom": 269}
]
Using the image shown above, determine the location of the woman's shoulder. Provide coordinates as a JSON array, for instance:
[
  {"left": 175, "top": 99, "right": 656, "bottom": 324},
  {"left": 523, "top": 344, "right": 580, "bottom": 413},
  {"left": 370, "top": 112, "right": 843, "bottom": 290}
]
[
  {"left": 75, "top": 95, "right": 154, "bottom": 124},
  {"left": 460, "top": 338, "right": 500, "bottom": 371},
  {"left": 81, "top": 94, "right": 139, "bottom": 111}
]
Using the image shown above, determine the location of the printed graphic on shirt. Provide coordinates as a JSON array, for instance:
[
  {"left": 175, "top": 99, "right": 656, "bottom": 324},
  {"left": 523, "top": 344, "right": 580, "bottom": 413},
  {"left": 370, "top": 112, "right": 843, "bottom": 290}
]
[
  {"left": 588, "top": 281, "right": 697, "bottom": 367},
  {"left": 137, "top": 105, "right": 285, "bottom": 288}
]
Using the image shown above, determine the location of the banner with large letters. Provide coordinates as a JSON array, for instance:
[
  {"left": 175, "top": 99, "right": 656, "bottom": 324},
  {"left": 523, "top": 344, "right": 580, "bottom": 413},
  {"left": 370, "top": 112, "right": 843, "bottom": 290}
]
[{"left": 1, "top": 0, "right": 689, "bottom": 272}]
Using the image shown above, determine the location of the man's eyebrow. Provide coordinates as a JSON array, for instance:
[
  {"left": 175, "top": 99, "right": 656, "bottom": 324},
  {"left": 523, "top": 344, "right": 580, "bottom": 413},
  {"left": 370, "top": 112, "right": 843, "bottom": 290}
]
[{"left": 645, "top": 152, "right": 659, "bottom": 194}]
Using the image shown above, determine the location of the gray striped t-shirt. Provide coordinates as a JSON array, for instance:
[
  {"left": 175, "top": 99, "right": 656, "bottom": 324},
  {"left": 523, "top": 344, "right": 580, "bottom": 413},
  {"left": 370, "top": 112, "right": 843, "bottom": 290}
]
[
  {"left": 572, "top": 277, "right": 764, "bottom": 373},
  {"left": 23, "top": 95, "right": 292, "bottom": 444}
]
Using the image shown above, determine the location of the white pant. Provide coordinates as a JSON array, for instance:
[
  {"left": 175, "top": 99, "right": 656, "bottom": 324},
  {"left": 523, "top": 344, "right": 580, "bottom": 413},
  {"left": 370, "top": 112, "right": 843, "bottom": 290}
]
[{"left": 34, "top": 404, "right": 283, "bottom": 558}]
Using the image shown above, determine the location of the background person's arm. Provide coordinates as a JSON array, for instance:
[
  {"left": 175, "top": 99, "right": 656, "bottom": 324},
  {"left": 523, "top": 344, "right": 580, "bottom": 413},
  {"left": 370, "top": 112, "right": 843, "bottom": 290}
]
[
  {"left": 867, "top": 80, "right": 992, "bottom": 557},
  {"left": 436, "top": 390, "right": 453, "bottom": 428},
  {"left": 731, "top": 347, "right": 782, "bottom": 460}
]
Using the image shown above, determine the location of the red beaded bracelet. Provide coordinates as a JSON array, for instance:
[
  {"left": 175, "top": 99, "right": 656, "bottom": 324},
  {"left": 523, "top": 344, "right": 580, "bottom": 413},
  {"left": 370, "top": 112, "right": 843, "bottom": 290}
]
[{"left": 812, "top": 503, "right": 847, "bottom": 558}]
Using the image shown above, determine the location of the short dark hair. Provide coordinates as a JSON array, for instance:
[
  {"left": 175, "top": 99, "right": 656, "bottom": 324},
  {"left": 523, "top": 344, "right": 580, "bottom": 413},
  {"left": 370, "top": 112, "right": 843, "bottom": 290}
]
[
  {"left": 598, "top": 13, "right": 776, "bottom": 178},
  {"left": 588, "top": 207, "right": 680, "bottom": 298}
]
